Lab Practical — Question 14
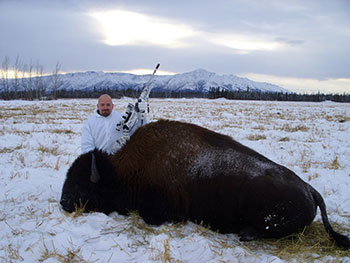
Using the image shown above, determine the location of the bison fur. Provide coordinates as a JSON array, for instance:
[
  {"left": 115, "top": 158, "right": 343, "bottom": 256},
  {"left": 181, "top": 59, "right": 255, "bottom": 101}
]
[{"left": 60, "top": 120, "right": 350, "bottom": 249}]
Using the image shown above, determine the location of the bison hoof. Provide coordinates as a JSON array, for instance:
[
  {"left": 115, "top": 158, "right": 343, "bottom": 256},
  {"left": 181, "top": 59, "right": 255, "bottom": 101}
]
[{"left": 239, "top": 227, "right": 259, "bottom": 241}]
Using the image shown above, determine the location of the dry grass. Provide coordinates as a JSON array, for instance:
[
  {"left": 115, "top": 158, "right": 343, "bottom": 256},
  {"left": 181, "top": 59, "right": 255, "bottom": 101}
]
[
  {"left": 71, "top": 200, "right": 89, "bottom": 218},
  {"left": 9, "top": 170, "right": 29, "bottom": 180},
  {"left": 246, "top": 221, "right": 350, "bottom": 262},
  {"left": 50, "top": 129, "right": 76, "bottom": 135},
  {"left": 121, "top": 211, "right": 159, "bottom": 236},
  {"left": 55, "top": 157, "right": 61, "bottom": 171},
  {"left": 37, "top": 143, "right": 60, "bottom": 156},
  {"left": 326, "top": 156, "right": 341, "bottom": 170},
  {"left": 281, "top": 124, "right": 309, "bottom": 133},
  {"left": 247, "top": 134, "right": 267, "bottom": 141},
  {"left": 308, "top": 173, "right": 320, "bottom": 181},
  {"left": 3, "top": 244, "right": 24, "bottom": 262},
  {"left": 0, "top": 145, "right": 24, "bottom": 154},
  {"left": 39, "top": 239, "right": 89, "bottom": 263},
  {"left": 252, "top": 125, "right": 266, "bottom": 131},
  {"left": 103, "top": 212, "right": 350, "bottom": 262},
  {"left": 279, "top": 137, "right": 290, "bottom": 142},
  {"left": 153, "top": 238, "right": 179, "bottom": 263}
]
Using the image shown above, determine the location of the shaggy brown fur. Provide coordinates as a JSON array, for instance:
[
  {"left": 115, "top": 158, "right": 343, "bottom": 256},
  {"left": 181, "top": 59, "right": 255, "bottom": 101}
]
[{"left": 61, "top": 119, "right": 350, "bottom": 249}]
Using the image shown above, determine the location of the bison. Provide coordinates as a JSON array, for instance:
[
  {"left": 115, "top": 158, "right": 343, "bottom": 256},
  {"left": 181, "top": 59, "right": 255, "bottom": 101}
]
[{"left": 60, "top": 120, "right": 350, "bottom": 248}]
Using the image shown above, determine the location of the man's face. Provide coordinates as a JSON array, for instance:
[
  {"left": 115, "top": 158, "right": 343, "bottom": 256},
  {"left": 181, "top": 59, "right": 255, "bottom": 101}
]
[{"left": 97, "top": 96, "right": 114, "bottom": 117}]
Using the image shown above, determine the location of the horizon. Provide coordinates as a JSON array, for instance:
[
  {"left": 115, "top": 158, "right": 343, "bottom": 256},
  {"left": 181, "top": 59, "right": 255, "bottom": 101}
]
[{"left": 2, "top": 67, "right": 349, "bottom": 95}]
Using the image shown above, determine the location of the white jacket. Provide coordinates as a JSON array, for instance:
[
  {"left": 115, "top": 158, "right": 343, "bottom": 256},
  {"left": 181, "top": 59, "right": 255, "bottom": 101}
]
[{"left": 81, "top": 110, "right": 147, "bottom": 155}]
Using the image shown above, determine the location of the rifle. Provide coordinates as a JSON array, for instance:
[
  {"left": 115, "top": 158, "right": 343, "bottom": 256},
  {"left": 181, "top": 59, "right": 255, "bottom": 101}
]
[
  {"left": 115, "top": 64, "right": 160, "bottom": 147},
  {"left": 138, "top": 63, "right": 160, "bottom": 104}
]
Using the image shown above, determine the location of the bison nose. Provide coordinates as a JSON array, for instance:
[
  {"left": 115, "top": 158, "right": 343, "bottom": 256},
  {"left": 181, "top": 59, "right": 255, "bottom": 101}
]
[{"left": 60, "top": 197, "right": 74, "bottom": 213}]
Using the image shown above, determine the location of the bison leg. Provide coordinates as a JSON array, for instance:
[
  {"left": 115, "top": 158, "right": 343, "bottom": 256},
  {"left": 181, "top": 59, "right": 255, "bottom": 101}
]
[
  {"left": 238, "top": 175, "right": 317, "bottom": 239},
  {"left": 138, "top": 186, "right": 187, "bottom": 225},
  {"left": 239, "top": 226, "right": 260, "bottom": 241}
]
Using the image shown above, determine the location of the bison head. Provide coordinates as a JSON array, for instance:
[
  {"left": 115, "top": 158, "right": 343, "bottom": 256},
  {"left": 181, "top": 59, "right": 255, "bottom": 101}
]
[{"left": 60, "top": 150, "right": 117, "bottom": 214}]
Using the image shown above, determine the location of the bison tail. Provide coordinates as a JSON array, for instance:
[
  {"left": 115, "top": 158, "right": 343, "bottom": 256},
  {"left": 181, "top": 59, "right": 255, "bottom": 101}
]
[{"left": 311, "top": 186, "right": 350, "bottom": 249}]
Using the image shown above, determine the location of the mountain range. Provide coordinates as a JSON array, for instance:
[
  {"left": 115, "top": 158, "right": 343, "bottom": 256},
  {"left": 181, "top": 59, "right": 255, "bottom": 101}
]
[{"left": 5, "top": 69, "right": 289, "bottom": 93}]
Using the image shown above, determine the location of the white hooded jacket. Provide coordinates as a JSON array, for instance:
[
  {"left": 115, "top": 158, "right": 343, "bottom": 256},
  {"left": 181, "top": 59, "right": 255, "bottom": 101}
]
[{"left": 81, "top": 110, "right": 146, "bottom": 155}]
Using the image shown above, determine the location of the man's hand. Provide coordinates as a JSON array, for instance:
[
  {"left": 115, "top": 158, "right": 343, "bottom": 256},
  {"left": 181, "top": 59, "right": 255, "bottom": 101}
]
[{"left": 136, "top": 101, "right": 148, "bottom": 113}]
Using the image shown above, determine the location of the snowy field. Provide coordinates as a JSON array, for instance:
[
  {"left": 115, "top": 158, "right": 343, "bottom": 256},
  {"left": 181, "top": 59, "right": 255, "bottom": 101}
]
[{"left": 0, "top": 98, "right": 349, "bottom": 262}]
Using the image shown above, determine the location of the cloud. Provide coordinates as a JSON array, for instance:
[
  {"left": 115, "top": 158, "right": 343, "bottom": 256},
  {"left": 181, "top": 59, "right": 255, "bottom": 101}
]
[
  {"left": 89, "top": 9, "right": 196, "bottom": 48},
  {"left": 242, "top": 73, "right": 350, "bottom": 94},
  {"left": 274, "top": 37, "right": 305, "bottom": 46},
  {"left": 209, "top": 34, "right": 281, "bottom": 53},
  {"left": 88, "top": 7, "right": 293, "bottom": 55},
  {"left": 1, "top": 0, "right": 349, "bottom": 93}
]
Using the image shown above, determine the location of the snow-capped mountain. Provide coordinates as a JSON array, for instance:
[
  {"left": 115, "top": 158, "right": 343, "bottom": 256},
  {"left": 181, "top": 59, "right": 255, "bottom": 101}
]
[
  {"left": 9, "top": 69, "right": 289, "bottom": 93},
  {"left": 160, "top": 69, "right": 288, "bottom": 93}
]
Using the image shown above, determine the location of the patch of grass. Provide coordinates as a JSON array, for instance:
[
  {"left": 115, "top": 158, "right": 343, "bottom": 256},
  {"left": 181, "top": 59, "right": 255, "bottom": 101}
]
[
  {"left": 72, "top": 200, "right": 89, "bottom": 218},
  {"left": 252, "top": 125, "right": 266, "bottom": 131},
  {"left": 4, "top": 244, "right": 24, "bottom": 261},
  {"left": 247, "top": 134, "right": 267, "bottom": 141},
  {"left": 0, "top": 145, "right": 24, "bottom": 154},
  {"left": 39, "top": 239, "right": 87, "bottom": 263},
  {"left": 281, "top": 124, "right": 309, "bottom": 133},
  {"left": 326, "top": 115, "right": 350, "bottom": 123},
  {"left": 326, "top": 156, "right": 341, "bottom": 170},
  {"left": 299, "top": 149, "right": 312, "bottom": 173},
  {"left": 154, "top": 238, "right": 176, "bottom": 263},
  {"left": 247, "top": 221, "right": 350, "bottom": 262},
  {"left": 4, "top": 219, "right": 24, "bottom": 236},
  {"left": 55, "top": 157, "right": 61, "bottom": 171},
  {"left": 308, "top": 173, "right": 320, "bottom": 181},
  {"left": 10, "top": 171, "right": 29, "bottom": 180},
  {"left": 17, "top": 153, "right": 26, "bottom": 167},
  {"left": 37, "top": 144, "right": 60, "bottom": 156},
  {"left": 50, "top": 129, "right": 76, "bottom": 135},
  {"left": 126, "top": 211, "right": 159, "bottom": 235},
  {"left": 279, "top": 137, "right": 290, "bottom": 142}
]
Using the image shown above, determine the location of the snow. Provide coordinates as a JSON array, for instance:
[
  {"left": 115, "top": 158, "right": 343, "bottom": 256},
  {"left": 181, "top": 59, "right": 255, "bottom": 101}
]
[
  {"left": 166, "top": 69, "right": 288, "bottom": 92},
  {"left": 1, "top": 98, "right": 349, "bottom": 262},
  {"left": 12, "top": 69, "right": 288, "bottom": 93}
]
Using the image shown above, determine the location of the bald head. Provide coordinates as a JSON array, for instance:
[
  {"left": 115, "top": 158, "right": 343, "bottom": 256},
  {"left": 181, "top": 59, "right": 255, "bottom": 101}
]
[{"left": 97, "top": 94, "right": 114, "bottom": 117}]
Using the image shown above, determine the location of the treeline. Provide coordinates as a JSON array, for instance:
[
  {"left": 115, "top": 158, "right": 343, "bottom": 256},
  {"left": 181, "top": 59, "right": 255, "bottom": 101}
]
[
  {"left": 207, "top": 87, "right": 350, "bottom": 103},
  {"left": 33, "top": 88, "right": 208, "bottom": 99},
  {"left": 1, "top": 86, "right": 350, "bottom": 103},
  {"left": 43, "top": 87, "right": 350, "bottom": 103}
]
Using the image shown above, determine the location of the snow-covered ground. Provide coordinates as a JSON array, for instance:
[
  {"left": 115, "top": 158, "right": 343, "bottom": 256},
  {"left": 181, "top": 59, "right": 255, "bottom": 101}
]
[{"left": 0, "top": 98, "right": 349, "bottom": 262}]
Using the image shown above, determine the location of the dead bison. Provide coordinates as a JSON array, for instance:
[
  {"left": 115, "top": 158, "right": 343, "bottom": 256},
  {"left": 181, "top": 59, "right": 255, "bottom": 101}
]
[{"left": 60, "top": 120, "right": 350, "bottom": 248}]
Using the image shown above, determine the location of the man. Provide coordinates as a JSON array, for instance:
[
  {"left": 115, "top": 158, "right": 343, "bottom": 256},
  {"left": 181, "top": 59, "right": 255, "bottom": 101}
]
[{"left": 81, "top": 94, "right": 148, "bottom": 155}]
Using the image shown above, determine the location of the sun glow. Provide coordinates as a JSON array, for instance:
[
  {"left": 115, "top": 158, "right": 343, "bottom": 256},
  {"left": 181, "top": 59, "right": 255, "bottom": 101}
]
[
  {"left": 90, "top": 10, "right": 195, "bottom": 48},
  {"left": 210, "top": 34, "right": 281, "bottom": 53},
  {"left": 115, "top": 68, "right": 175, "bottom": 75},
  {"left": 89, "top": 9, "right": 283, "bottom": 53}
]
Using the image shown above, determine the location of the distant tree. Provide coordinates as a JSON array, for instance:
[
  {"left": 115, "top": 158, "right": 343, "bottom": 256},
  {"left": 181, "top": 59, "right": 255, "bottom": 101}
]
[
  {"left": 34, "top": 61, "right": 44, "bottom": 99},
  {"left": 1, "top": 56, "right": 10, "bottom": 99},
  {"left": 26, "top": 60, "right": 34, "bottom": 100},
  {"left": 51, "top": 61, "right": 62, "bottom": 99},
  {"left": 12, "top": 55, "right": 21, "bottom": 99},
  {"left": 20, "top": 63, "right": 28, "bottom": 98}
]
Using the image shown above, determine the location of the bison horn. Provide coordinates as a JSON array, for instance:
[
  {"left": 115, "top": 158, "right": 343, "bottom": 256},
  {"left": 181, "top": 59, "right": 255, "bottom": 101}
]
[{"left": 90, "top": 152, "right": 100, "bottom": 183}]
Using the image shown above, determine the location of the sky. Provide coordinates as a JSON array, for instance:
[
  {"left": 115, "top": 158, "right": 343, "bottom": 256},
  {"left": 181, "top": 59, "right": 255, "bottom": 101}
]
[{"left": 1, "top": 0, "right": 349, "bottom": 93}]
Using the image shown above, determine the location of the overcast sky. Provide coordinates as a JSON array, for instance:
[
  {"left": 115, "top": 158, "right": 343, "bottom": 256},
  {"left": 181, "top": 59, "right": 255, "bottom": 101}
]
[{"left": 1, "top": 0, "right": 349, "bottom": 93}]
